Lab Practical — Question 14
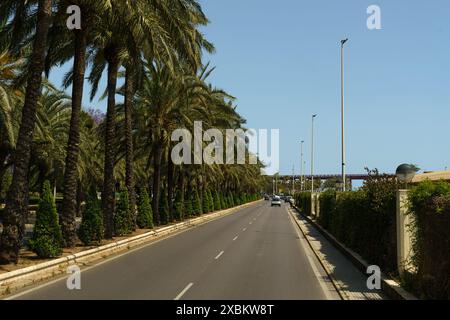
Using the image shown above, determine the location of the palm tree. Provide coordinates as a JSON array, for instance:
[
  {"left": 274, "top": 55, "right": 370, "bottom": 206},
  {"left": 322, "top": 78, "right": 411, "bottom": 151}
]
[
  {"left": 0, "top": 52, "right": 24, "bottom": 190},
  {"left": 29, "top": 85, "right": 71, "bottom": 191},
  {"left": 48, "top": 1, "right": 109, "bottom": 247},
  {"left": 0, "top": 0, "right": 53, "bottom": 264}
]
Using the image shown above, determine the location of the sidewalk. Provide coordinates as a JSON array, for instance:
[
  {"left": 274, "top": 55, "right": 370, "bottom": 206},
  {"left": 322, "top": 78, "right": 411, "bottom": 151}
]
[{"left": 288, "top": 206, "right": 386, "bottom": 300}]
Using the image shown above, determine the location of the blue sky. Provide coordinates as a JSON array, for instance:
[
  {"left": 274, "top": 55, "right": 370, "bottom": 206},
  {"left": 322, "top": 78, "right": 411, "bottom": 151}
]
[{"left": 49, "top": 0, "right": 450, "bottom": 175}]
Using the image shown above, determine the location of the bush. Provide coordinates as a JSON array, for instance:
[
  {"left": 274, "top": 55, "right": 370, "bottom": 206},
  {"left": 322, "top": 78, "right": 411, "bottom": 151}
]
[
  {"left": 213, "top": 191, "right": 222, "bottom": 211},
  {"left": 295, "top": 192, "right": 311, "bottom": 216},
  {"left": 318, "top": 190, "right": 336, "bottom": 230},
  {"left": 159, "top": 189, "right": 169, "bottom": 225},
  {"left": 114, "top": 188, "right": 133, "bottom": 236},
  {"left": 234, "top": 193, "right": 241, "bottom": 206},
  {"left": 173, "top": 191, "right": 184, "bottom": 221},
  {"left": 207, "top": 190, "right": 214, "bottom": 212},
  {"left": 220, "top": 193, "right": 227, "bottom": 209},
  {"left": 28, "top": 181, "right": 63, "bottom": 258},
  {"left": 185, "top": 199, "right": 193, "bottom": 218},
  {"left": 202, "top": 190, "right": 211, "bottom": 214},
  {"left": 228, "top": 192, "right": 235, "bottom": 207},
  {"left": 192, "top": 190, "right": 202, "bottom": 216},
  {"left": 137, "top": 188, "right": 153, "bottom": 229},
  {"left": 78, "top": 187, "right": 104, "bottom": 246},
  {"left": 409, "top": 180, "right": 450, "bottom": 299},
  {"left": 315, "top": 170, "right": 398, "bottom": 274}
]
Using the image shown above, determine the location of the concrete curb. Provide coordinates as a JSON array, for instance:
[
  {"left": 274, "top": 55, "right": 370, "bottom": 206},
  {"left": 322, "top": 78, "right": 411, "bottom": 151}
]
[
  {"left": 0, "top": 200, "right": 263, "bottom": 297},
  {"left": 292, "top": 205, "right": 417, "bottom": 300}
]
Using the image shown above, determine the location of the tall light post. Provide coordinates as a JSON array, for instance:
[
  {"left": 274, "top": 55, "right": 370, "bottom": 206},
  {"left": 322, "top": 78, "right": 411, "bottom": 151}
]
[
  {"left": 311, "top": 114, "right": 317, "bottom": 193},
  {"left": 300, "top": 140, "right": 304, "bottom": 191},
  {"left": 292, "top": 165, "right": 295, "bottom": 195},
  {"left": 341, "top": 38, "right": 348, "bottom": 191}
]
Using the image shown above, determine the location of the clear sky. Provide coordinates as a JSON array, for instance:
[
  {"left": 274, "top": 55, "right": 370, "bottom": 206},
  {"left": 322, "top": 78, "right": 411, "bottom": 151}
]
[{"left": 49, "top": 0, "right": 450, "bottom": 176}]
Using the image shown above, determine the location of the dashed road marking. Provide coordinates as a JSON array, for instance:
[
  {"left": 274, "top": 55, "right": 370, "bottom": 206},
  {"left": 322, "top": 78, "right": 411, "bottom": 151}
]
[
  {"left": 174, "top": 283, "right": 194, "bottom": 300},
  {"left": 215, "top": 251, "right": 225, "bottom": 260}
]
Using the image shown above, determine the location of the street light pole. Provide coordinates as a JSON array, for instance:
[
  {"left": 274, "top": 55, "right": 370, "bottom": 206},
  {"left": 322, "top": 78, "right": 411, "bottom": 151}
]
[
  {"left": 341, "top": 38, "right": 348, "bottom": 192},
  {"left": 292, "top": 165, "right": 295, "bottom": 195},
  {"left": 300, "top": 140, "right": 304, "bottom": 191},
  {"left": 311, "top": 114, "right": 317, "bottom": 193}
]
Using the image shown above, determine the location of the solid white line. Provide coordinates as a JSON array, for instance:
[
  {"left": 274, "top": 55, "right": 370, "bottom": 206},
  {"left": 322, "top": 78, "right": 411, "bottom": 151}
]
[
  {"left": 233, "top": 236, "right": 239, "bottom": 241},
  {"left": 249, "top": 222, "right": 253, "bottom": 225},
  {"left": 286, "top": 207, "right": 338, "bottom": 300},
  {"left": 174, "top": 283, "right": 194, "bottom": 300},
  {"left": 243, "top": 228, "right": 247, "bottom": 232},
  {"left": 215, "top": 251, "right": 225, "bottom": 260}
]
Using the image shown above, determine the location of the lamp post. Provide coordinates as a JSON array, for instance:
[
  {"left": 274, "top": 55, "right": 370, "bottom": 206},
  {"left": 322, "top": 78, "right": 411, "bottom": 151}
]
[
  {"left": 341, "top": 38, "right": 348, "bottom": 191},
  {"left": 396, "top": 164, "right": 419, "bottom": 189},
  {"left": 292, "top": 165, "right": 295, "bottom": 195},
  {"left": 311, "top": 114, "right": 317, "bottom": 193},
  {"left": 300, "top": 140, "right": 304, "bottom": 191}
]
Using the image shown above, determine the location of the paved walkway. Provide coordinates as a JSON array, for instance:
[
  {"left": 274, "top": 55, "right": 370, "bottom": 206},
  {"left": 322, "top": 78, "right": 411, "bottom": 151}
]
[{"left": 288, "top": 207, "right": 386, "bottom": 300}]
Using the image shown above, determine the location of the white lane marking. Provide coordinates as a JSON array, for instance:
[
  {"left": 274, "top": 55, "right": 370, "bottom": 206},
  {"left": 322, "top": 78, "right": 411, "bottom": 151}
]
[
  {"left": 5, "top": 203, "right": 263, "bottom": 300},
  {"left": 249, "top": 222, "right": 253, "bottom": 225},
  {"left": 233, "top": 236, "right": 239, "bottom": 241},
  {"left": 243, "top": 228, "right": 247, "bottom": 232},
  {"left": 215, "top": 251, "right": 225, "bottom": 260},
  {"left": 174, "top": 283, "right": 194, "bottom": 300}
]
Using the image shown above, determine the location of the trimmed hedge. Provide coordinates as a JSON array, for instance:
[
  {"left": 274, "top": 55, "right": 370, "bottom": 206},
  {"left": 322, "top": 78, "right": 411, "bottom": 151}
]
[
  {"left": 114, "top": 188, "right": 133, "bottom": 236},
  {"left": 137, "top": 188, "right": 153, "bottom": 229},
  {"left": 409, "top": 180, "right": 450, "bottom": 299},
  {"left": 78, "top": 187, "right": 104, "bottom": 246},
  {"left": 318, "top": 190, "right": 336, "bottom": 230},
  {"left": 173, "top": 190, "right": 184, "bottom": 221},
  {"left": 295, "top": 192, "right": 311, "bottom": 216},
  {"left": 308, "top": 171, "right": 398, "bottom": 275},
  {"left": 28, "top": 181, "right": 63, "bottom": 258}
]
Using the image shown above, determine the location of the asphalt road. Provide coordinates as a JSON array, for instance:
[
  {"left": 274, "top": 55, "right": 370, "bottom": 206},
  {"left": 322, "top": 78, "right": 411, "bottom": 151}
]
[{"left": 9, "top": 201, "right": 340, "bottom": 300}]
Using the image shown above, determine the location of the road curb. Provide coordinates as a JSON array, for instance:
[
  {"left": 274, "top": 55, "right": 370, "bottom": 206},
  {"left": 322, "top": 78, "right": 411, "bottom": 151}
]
[
  {"left": 291, "top": 206, "right": 417, "bottom": 300},
  {"left": 0, "top": 200, "right": 263, "bottom": 297}
]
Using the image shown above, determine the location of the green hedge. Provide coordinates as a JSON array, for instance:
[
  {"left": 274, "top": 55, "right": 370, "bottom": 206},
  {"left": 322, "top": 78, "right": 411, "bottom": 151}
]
[
  {"left": 295, "top": 192, "right": 311, "bottom": 216},
  {"left": 318, "top": 190, "right": 336, "bottom": 230},
  {"left": 314, "top": 171, "right": 398, "bottom": 274},
  {"left": 28, "top": 181, "right": 63, "bottom": 258},
  {"left": 78, "top": 187, "right": 104, "bottom": 246},
  {"left": 409, "top": 180, "right": 450, "bottom": 299}
]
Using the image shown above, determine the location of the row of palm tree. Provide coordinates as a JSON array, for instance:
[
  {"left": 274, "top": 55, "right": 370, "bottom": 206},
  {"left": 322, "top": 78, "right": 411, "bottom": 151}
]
[{"left": 0, "top": 0, "right": 264, "bottom": 264}]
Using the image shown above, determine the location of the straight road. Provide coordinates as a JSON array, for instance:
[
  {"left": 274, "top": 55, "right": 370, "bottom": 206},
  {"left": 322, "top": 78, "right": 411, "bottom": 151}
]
[{"left": 8, "top": 201, "right": 340, "bottom": 300}]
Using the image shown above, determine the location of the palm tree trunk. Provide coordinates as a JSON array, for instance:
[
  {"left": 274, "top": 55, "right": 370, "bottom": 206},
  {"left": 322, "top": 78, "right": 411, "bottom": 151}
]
[
  {"left": 61, "top": 27, "right": 87, "bottom": 247},
  {"left": 167, "top": 152, "right": 174, "bottom": 222},
  {"left": 152, "top": 142, "right": 163, "bottom": 225},
  {"left": 102, "top": 47, "right": 120, "bottom": 239},
  {"left": 124, "top": 68, "right": 136, "bottom": 230},
  {"left": 76, "top": 180, "right": 82, "bottom": 218},
  {"left": 0, "top": 0, "right": 52, "bottom": 265}
]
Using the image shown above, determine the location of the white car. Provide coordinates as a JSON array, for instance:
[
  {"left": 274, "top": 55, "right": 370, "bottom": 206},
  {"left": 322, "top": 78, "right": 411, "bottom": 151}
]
[{"left": 271, "top": 196, "right": 282, "bottom": 207}]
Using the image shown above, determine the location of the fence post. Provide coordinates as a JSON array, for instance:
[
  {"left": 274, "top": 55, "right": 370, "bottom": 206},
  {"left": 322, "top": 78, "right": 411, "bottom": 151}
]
[{"left": 396, "top": 189, "right": 415, "bottom": 275}]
